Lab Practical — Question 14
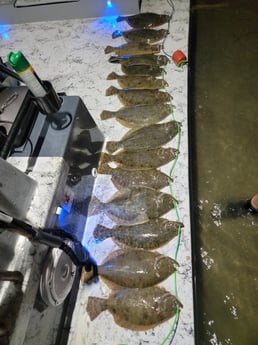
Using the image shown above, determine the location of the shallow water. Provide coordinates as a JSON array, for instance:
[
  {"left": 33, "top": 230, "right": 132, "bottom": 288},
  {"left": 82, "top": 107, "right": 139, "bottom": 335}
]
[{"left": 189, "top": 0, "right": 258, "bottom": 344}]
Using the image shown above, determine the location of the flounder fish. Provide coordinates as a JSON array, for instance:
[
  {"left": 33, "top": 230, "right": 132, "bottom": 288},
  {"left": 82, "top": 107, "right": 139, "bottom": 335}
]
[
  {"left": 104, "top": 42, "right": 160, "bottom": 56},
  {"left": 108, "top": 54, "right": 170, "bottom": 66},
  {"left": 97, "top": 248, "right": 178, "bottom": 288},
  {"left": 106, "top": 86, "right": 172, "bottom": 106},
  {"left": 100, "top": 103, "right": 171, "bottom": 127},
  {"left": 112, "top": 28, "right": 168, "bottom": 44},
  {"left": 116, "top": 12, "right": 171, "bottom": 29},
  {"left": 121, "top": 64, "right": 164, "bottom": 77},
  {"left": 93, "top": 218, "right": 183, "bottom": 249},
  {"left": 88, "top": 186, "right": 176, "bottom": 225},
  {"left": 100, "top": 147, "right": 178, "bottom": 169},
  {"left": 105, "top": 121, "right": 180, "bottom": 153},
  {"left": 86, "top": 286, "right": 183, "bottom": 330},
  {"left": 106, "top": 72, "right": 168, "bottom": 90},
  {"left": 98, "top": 164, "right": 173, "bottom": 190}
]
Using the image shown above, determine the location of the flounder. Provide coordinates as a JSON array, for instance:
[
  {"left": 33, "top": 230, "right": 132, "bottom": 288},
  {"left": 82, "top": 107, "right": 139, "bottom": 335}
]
[
  {"left": 104, "top": 42, "right": 160, "bottom": 56},
  {"left": 97, "top": 164, "right": 173, "bottom": 190},
  {"left": 106, "top": 72, "right": 168, "bottom": 90},
  {"left": 97, "top": 248, "right": 178, "bottom": 288},
  {"left": 93, "top": 218, "right": 183, "bottom": 249},
  {"left": 100, "top": 103, "right": 171, "bottom": 127},
  {"left": 86, "top": 286, "right": 183, "bottom": 330},
  {"left": 116, "top": 12, "right": 171, "bottom": 29},
  {"left": 105, "top": 121, "right": 180, "bottom": 153},
  {"left": 88, "top": 186, "right": 176, "bottom": 225},
  {"left": 121, "top": 64, "right": 164, "bottom": 77},
  {"left": 108, "top": 54, "right": 170, "bottom": 66},
  {"left": 112, "top": 28, "right": 168, "bottom": 44},
  {"left": 100, "top": 147, "right": 178, "bottom": 169},
  {"left": 106, "top": 86, "right": 172, "bottom": 106}
]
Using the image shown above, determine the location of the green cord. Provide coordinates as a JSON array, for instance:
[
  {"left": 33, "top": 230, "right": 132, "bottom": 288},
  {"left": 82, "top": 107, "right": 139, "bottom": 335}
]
[{"left": 160, "top": 60, "right": 183, "bottom": 345}]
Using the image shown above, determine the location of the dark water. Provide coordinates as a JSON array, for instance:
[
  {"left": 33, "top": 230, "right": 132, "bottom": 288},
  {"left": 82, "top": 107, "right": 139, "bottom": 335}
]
[{"left": 189, "top": 1, "right": 258, "bottom": 344}]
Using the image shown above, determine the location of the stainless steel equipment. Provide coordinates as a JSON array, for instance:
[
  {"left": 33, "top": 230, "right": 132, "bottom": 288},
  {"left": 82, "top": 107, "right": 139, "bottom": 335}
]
[{"left": 0, "top": 74, "right": 104, "bottom": 345}]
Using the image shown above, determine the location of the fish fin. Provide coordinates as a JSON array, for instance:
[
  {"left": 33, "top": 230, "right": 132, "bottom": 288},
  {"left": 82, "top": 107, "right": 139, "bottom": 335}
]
[
  {"left": 104, "top": 45, "right": 114, "bottom": 54},
  {"left": 106, "top": 72, "right": 118, "bottom": 80},
  {"left": 112, "top": 314, "right": 163, "bottom": 331},
  {"left": 105, "top": 85, "right": 119, "bottom": 96},
  {"left": 121, "top": 127, "right": 139, "bottom": 140},
  {"left": 105, "top": 141, "right": 120, "bottom": 154},
  {"left": 112, "top": 30, "right": 123, "bottom": 39},
  {"left": 86, "top": 296, "right": 107, "bottom": 321},
  {"left": 110, "top": 175, "right": 124, "bottom": 190},
  {"left": 88, "top": 195, "right": 102, "bottom": 216},
  {"left": 116, "top": 15, "right": 126, "bottom": 22},
  {"left": 115, "top": 117, "right": 133, "bottom": 128},
  {"left": 97, "top": 162, "right": 113, "bottom": 175},
  {"left": 100, "top": 110, "right": 115, "bottom": 120},
  {"left": 101, "top": 248, "right": 128, "bottom": 265},
  {"left": 99, "top": 151, "right": 113, "bottom": 164},
  {"left": 93, "top": 224, "right": 112, "bottom": 241}
]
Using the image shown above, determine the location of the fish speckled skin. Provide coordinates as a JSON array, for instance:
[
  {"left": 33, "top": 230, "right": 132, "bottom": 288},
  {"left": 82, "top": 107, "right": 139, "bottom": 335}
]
[
  {"left": 109, "top": 54, "right": 170, "bottom": 66},
  {"left": 112, "top": 28, "right": 168, "bottom": 44},
  {"left": 100, "top": 103, "right": 171, "bottom": 127},
  {"left": 106, "top": 72, "right": 168, "bottom": 90},
  {"left": 86, "top": 286, "right": 183, "bottom": 330},
  {"left": 100, "top": 147, "right": 178, "bottom": 169},
  {"left": 93, "top": 218, "right": 183, "bottom": 249},
  {"left": 104, "top": 42, "right": 160, "bottom": 56},
  {"left": 89, "top": 186, "right": 176, "bottom": 225},
  {"left": 105, "top": 121, "right": 180, "bottom": 153},
  {"left": 97, "top": 164, "right": 173, "bottom": 190},
  {"left": 106, "top": 86, "right": 172, "bottom": 106},
  {"left": 97, "top": 248, "right": 178, "bottom": 288},
  {"left": 121, "top": 64, "right": 163, "bottom": 77},
  {"left": 116, "top": 12, "right": 171, "bottom": 29}
]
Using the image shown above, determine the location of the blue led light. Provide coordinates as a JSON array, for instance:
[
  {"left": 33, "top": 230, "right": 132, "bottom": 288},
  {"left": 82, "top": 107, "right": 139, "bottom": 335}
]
[
  {"left": 0, "top": 25, "right": 10, "bottom": 40},
  {"left": 107, "top": 0, "right": 113, "bottom": 8}
]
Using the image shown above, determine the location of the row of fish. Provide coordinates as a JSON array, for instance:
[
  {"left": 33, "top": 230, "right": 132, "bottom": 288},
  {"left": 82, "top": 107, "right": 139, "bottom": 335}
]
[{"left": 86, "top": 12, "right": 183, "bottom": 332}]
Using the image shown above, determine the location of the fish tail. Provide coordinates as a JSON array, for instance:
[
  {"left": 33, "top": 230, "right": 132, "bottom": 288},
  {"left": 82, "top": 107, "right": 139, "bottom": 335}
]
[
  {"left": 105, "top": 85, "right": 119, "bottom": 96},
  {"left": 88, "top": 195, "right": 103, "bottom": 216},
  {"left": 116, "top": 15, "right": 126, "bottom": 22},
  {"left": 100, "top": 110, "right": 116, "bottom": 120},
  {"left": 105, "top": 141, "right": 120, "bottom": 154},
  {"left": 106, "top": 72, "right": 118, "bottom": 80},
  {"left": 86, "top": 296, "right": 107, "bottom": 321},
  {"left": 112, "top": 30, "right": 123, "bottom": 39},
  {"left": 104, "top": 45, "right": 114, "bottom": 54},
  {"left": 93, "top": 224, "right": 112, "bottom": 241}
]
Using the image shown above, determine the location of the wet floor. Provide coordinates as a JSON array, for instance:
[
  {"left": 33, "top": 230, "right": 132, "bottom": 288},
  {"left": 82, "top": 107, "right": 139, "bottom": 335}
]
[{"left": 189, "top": 0, "right": 258, "bottom": 344}]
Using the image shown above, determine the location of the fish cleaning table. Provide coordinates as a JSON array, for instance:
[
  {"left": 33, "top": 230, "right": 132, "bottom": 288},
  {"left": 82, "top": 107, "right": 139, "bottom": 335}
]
[{"left": 0, "top": 0, "right": 194, "bottom": 344}]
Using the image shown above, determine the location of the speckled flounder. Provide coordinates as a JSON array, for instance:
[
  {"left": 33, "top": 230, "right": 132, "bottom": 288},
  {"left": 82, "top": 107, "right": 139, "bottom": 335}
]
[
  {"left": 121, "top": 64, "right": 164, "bottom": 77},
  {"left": 104, "top": 42, "right": 160, "bottom": 56},
  {"left": 105, "top": 121, "right": 180, "bottom": 153},
  {"left": 100, "top": 103, "right": 171, "bottom": 127},
  {"left": 100, "top": 147, "right": 178, "bottom": 169},
  {"left": 98, "top": 248, "right": 178, "bottom": 288},
  {"left": 106, "top": 72, "right": 168, "bottom": 90},
  {"left": 93, "top": 218, "right": 183, "bottom": 249},
  {"left": 109, "top": 54, "right": 170, "bottom": 66},
  {"left": 106, "top": 86, "right": 172, "bottom": 106},
  {"left": 112, "top": 28, "right": 168, "bottom": 44},
  {"left": 88, "top": 186, "right": 176, "bottom": 225},
  {"left": 97, "top": 165, "right": 173, "bottom": 190},
  {"left": 86, "top": 286, "right": 183, "bottom": 330},
  {"left": 116, "top": 12, "right": 171, "bottom": 29}
]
